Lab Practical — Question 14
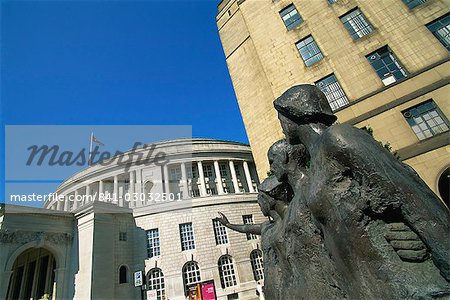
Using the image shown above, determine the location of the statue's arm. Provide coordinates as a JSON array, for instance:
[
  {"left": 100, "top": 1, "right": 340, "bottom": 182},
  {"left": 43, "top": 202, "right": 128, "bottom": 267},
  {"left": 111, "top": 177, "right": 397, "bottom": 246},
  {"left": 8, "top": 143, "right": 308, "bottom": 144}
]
[{"left": 216, "top": 212, "right": 262, "bottom": 235}]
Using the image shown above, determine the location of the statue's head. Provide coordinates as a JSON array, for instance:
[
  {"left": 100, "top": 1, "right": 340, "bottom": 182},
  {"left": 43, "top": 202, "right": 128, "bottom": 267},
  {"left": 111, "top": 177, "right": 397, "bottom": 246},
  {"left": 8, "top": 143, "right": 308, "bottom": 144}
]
[
  {"left": 274, "top": 84, "right": 337, "bottom": 132},
  {"left": 268, "top": 139, "right": 307, "bottom": 182}
]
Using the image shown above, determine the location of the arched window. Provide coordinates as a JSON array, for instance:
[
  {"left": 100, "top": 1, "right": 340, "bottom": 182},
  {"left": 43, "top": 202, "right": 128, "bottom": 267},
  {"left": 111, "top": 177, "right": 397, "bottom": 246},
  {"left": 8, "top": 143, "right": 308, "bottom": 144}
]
[
  {"left": 218, "top": 255, "right": 237, "bottom": 288},
  {"left": 144, "top": 181, "right": 154, "bottom": 194},
  {"left": 182, "top": 261, "right": 201, "bottom": 295},
  {"left": 119, "top": 265, "right": 128, "bottom": 284},
  {"left": 250, "top": 249, "right": 264, "bottom": 281},
  {"left": 148, "top": 268, "right": 165, "bottom": 300}
]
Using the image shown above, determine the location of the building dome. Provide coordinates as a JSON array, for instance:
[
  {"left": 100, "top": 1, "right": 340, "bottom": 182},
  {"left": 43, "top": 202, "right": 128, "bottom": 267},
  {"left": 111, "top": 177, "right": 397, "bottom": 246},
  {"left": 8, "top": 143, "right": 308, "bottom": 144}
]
[{"left": 35, "top": 138, "right": 265, "bottom": 299}]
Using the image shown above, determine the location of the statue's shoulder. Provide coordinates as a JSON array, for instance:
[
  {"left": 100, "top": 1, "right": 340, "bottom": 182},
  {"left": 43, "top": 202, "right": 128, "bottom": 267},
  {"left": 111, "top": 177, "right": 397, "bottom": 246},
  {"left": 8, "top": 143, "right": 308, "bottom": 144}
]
[{"left": 321, "top": 124, "right": 372, "bottom": 148}]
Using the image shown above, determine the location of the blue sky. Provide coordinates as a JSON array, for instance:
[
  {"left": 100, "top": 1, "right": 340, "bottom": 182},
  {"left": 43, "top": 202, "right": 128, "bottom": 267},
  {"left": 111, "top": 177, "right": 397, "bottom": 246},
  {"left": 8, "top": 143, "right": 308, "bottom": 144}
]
[
  {"left": 1, "top": 0, "right": 246, "bottom": 140},
  {"left": 1, "top": 0, "right": 249, "bottom": 203}
]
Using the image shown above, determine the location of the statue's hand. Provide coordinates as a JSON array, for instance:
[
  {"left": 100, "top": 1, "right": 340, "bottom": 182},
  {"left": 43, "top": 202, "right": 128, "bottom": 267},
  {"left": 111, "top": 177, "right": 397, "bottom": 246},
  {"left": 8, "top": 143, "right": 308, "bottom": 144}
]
[{"left": 217, "top": 212, "right": 230, "bottom": 225}]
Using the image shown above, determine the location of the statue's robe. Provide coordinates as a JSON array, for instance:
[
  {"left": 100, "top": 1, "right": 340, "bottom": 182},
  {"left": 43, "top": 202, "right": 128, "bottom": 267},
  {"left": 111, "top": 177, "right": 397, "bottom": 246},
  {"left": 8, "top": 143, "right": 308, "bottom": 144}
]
[{"left": 304, "top": 124, "right": 449, "bottom": 298}]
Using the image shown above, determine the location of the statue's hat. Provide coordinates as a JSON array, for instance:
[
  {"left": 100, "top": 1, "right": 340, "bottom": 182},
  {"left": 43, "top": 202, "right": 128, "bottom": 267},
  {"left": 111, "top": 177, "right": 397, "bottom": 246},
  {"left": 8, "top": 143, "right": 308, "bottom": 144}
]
[{"left": 273, "top": 84, "right": 337, "bottom": 126}]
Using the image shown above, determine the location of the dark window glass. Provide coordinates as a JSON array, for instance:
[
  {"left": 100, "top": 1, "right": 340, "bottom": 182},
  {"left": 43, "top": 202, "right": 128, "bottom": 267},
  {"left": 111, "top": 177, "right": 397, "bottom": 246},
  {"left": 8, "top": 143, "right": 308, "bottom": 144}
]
[
  {"left": 315, "top": 74, "right": 349, "bottom": 111},
  {"left": 179, "top": 223, "right": 195, "bottom": 251},
  {"left": 426, "top": 13, "right": 450, "bottom": 51},
  {"left": 218, "top": 255, "right": 237, "bottom": 288},
  {"left": 340, "top": 8, "right": 374, "bottom": 40},
  {"left": 402, "top": 0, "right": 427, "bottom": 9},
  {"left": 146, "top": 228, "right": 161, "bottom": 258},
  {"left": 182, "top": 261, "right": 201, "bottom": 295},
  {"left": 280, "top": 4, "right": 303, "bottom": 30},
  {"left": 119, "top": 266, "right": 128, "bottom": 284},
  {"left": 402, "top": 100, "right": 449, "bottom": 140},
  {"left": 296, "top": 35, "right": 324, "bottom": 66},
  {"left": 148, "top": 268, "right": 165, "bottom": 300},
  {"left": 366, "top": 46, "right": 407, "bottom": 86},
  {"left": 250, "top": 250, "right": 264, "bottom": 281}
]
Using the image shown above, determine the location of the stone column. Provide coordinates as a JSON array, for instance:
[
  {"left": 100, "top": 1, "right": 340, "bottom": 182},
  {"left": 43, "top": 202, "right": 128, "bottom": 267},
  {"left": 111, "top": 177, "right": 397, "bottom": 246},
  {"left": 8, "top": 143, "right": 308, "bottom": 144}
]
[
  {"left": 85, "top": 184, "right": 91, "bottom": 203},
  {"left": 0, "top": 271, "right": 12, "bottom": 300},
  {"left": 136, "top": 169, "right": 144, "bottom": 206},
  {"left": 98, "top": 180, "right": 104, "bottom": 201},
  {"left": 197, "top": 161, "right": 207, "bottom": 196},
  {"left": 114, "top": 175, "right": 122, "bottom": 207},
  {"left": 181, "top": 162, "right": 189, "bottom": 199},
  {"left": 56, "top": 197, "right": 64, "bottom": 211},
  {"left": 213, "top": 160, "right": 225, "bottom": 195},
  {"left": 229, "top": 160, "right": 240, "bottom": 193},
  {"left": 163, "top": 164, "right": 170, "bottom": 195},
  {"left": 54, "top": 268, "right": 67, "bottom": 300},
  {"left": 73, "top": 190, "right": 79, "bottom": 210},
  {"left": 63, "top": 195, "right": 70, "bottom": 211},
  {"left": 129, "top": 171, "right": 135, "bottom": 208},
  {"left": 243, "top": 161, "right": 255, "bottom": 193}
]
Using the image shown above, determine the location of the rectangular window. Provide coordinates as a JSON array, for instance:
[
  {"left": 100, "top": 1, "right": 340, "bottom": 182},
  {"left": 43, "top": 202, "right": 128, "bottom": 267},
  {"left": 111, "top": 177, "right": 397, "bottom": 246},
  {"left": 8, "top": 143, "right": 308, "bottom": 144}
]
[
  {"left": 190, "top": 166, "right": 198, "bottom": 178},
  {"left": 296, "top": 35, "right": 324, "bottom": 66},
  {"left": 402, "top": 0, "right": 427, "bottom": 9},
  {"left": 340, "top": 8, "right": 373, "bottom": 40},
  {"left": 315, "top": 74, "right": 349, "bottom": 111},
  {"left": 213, "top": 219, "right": 229, "bottom": 245},
  {"left": 146, "top": 228, "right": 160, "bottom": 258},
  {"left": 219, "top": 164, "right": 228, "bottom": 177},
  {"left": 426, "top": 13, "right": 450, "bottom": 51},
  {"left": 119, "top": 232, "right": 127, "bottom": 241},
  {"left": 366, "top": 46, "right": 407, "bottom": 86},
  {"left": 180, "top": 223, "right": 196, "bottom": 251},
  {"left": 169, "top": 167, "right": 182, "bottom": 181},
  {"left": 279, "top": 4, "right": 303, "bottom": 30},
  {"left": 202, "top": 165, "right": 213, "bottom": 177},
  {"left": 403, "top": 100, "right": 449, "bottom": 140},
  {"left": 242, "top": 215, "right": 257, "bottom": 240}
]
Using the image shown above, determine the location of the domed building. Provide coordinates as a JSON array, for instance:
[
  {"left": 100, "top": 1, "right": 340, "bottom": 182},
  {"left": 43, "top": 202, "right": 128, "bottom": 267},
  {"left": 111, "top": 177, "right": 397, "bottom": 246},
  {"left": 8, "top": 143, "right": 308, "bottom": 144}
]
[{"left": 0, "top": 139, "right": 265, "bottom": 300}]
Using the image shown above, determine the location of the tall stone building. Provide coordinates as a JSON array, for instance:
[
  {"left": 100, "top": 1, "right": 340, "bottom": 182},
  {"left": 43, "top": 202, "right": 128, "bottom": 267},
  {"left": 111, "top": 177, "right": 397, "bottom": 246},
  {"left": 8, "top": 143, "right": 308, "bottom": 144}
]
[{"left": 216, "top": 0, "right": 450, "bottom": 205}]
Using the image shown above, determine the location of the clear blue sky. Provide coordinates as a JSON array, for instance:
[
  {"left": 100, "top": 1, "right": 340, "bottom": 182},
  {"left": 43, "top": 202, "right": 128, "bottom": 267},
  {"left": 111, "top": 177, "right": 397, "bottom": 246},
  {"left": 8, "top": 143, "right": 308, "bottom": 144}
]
[
  {"left": 1, "top": 0, "right": 250, "bottom": 204},
  {"left": 1, "top": 0, "right": 247, "bottom": 141}
]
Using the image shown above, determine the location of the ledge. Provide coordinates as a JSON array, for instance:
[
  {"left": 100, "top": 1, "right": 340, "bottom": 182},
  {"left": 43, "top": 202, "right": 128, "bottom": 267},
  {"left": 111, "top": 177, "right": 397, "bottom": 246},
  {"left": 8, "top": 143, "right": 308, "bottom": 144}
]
[{"left": 397, "top": 132, "right": 449, "bottom": 161}]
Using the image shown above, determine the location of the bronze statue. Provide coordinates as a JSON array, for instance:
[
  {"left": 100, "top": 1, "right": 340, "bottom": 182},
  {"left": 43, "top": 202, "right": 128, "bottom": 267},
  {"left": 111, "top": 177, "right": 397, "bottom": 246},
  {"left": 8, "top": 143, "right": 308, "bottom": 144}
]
[{"left": 220, "top": 84, "right": 450, "bottom": 299}]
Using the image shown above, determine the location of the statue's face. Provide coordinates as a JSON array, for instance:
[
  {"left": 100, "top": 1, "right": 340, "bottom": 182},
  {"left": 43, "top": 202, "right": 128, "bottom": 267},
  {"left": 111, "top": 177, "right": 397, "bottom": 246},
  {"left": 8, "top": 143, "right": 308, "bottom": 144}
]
[{"left": 278, "top": 114, "right": 302, "bottom": 145}]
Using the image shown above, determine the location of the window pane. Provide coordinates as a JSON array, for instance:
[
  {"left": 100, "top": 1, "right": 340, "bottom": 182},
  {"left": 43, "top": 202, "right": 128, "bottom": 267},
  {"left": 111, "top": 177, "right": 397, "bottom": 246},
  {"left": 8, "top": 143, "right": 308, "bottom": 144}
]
[
  {"left": 315, "top": 74, "right": 349, "bottom": 111},
  {"left": 280, "top": 5, "right": 303, "bottom": 30},
  {"left": 402, "top": 0, "right": 428, "bottom": 9},
  {"left": 148, "top": 269, "right": 165, "bottom": 300},
  {"left": 213, "top": 219, "right": 229, "bottom": 245},
  {"left": 146, "top": 229, "right": 160, "bottom": 258},
  {"left": 340, "top": 8, "right": 373, "bottom": 40},
  {"left": 250, "top": 250, "right": 264, "bottom": 281},
  {"left": 179, "top": 223, "right": 196, "bottom": 251},
  {"left": 296, "top": 35, "right": 324, "bottom": 66},
  {"left": 366, "top": 46, "right": 407, "bottom": 85},
  {"left": 403, "top": 100, "right": 449, "bottom": 140},
  {"left": 218, "top": 256, "right": 237, "bottom": 288},
  {"left": 426, "top": 13, "right": 450, "bottom": 51}
]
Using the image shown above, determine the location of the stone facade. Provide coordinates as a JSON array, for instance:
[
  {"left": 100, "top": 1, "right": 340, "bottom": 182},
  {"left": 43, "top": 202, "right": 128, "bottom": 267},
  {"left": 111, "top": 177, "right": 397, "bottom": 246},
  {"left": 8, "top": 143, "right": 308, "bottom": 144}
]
[
  {"left": 216, "top": 0, "right": 449, "bottom": 203},
  {"left": 1, "top": 139, "right": 264, "bottom": 300}
]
